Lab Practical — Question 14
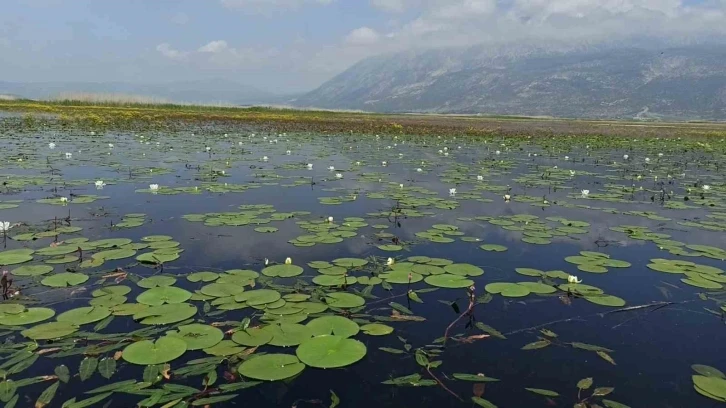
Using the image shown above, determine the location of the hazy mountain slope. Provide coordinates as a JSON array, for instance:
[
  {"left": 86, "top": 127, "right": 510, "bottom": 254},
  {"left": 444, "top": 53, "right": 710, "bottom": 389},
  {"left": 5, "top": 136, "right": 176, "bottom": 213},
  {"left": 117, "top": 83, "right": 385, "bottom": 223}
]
[{"left": 295, "top": 45, "right": 726, "bottom": 120}]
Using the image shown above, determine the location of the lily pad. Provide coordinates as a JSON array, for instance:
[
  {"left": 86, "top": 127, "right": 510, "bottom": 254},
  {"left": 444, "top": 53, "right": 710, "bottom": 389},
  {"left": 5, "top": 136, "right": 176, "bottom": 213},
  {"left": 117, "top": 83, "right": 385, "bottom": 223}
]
[
  {"left": 306, "top": 316, "right": 360, "bottom": 338},
  {"left": 11, "top": 265, "right": 53, "bottom": 276},
  {"left": 0, "top": 307, "right": 55, "bottom": 325},
  {"left": 41, "top": 272, "right": 89, "bottom": 287},
  {"left": 231, "top": 327, "right": 274, "bottom": 347},
  {"left": 57, "top": 306, "right": 111, "bottom": 325},
  {"left": 167, "top": 324, "right": 224, "bottom": 350},
  {"left": 137, "top": 286, "right": 192, "bottom": 306},
  {"left": 261, "top": 264, "right": 304, "bottom": 278},
  {"left": 360, "top": 323, "right": 394, "bottom": 336},
  {"left": 262, "top": 323, "right": 313, "bottom": 347},
  {"left": 424, "top": 274, "right": 474, "bottom": 288},
  {"left": 21, "top": 321, "right": 78, "bottom": 340},
  {"left": 325, "top": 292, "right": 365, "bottom": 308},
  {"left": 238, "top": 354, "right": 305, "bottom": 381},
  {"left": 122, "top": 336, "right": 188, "bottom": 365},
  {"left": 296, "top": 335, "right": 367, "bottom": 368}
]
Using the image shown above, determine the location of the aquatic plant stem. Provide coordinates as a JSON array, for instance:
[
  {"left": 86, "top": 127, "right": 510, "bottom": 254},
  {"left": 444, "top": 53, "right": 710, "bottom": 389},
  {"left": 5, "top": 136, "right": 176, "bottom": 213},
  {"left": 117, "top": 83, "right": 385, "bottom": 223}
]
[
  {"left": 426, "top": 365, "right": 463, "bottom": 402},
  {"left": 442, "top": 285, "right": 476, "bottom": 347}
]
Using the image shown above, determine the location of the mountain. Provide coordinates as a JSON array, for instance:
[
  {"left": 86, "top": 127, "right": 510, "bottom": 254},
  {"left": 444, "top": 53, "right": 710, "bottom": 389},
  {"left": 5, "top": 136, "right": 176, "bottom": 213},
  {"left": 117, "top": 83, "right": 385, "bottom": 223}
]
[
  {"left": 294, "top": 44, "right": 726, "bottom": 121},
  {"left": 0, "top": 79, "right": 294, "bottom": 105}
]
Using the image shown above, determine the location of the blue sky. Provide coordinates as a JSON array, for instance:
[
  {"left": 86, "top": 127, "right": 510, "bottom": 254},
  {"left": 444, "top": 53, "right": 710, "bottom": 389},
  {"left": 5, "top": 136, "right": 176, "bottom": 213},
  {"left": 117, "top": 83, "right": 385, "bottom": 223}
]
[{"left": 1, "top": 0, "right": 724, "bottom": 92}]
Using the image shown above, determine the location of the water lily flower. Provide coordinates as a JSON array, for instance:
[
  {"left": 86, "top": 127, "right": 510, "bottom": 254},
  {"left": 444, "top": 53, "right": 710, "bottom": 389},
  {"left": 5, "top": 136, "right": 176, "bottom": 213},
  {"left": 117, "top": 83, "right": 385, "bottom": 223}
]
[
  {"left": 645, "top": 157, "right": 650, "bottom": 163},
  {"left": 108, "top": 143, "right": 114, "bottom": 148},
  {"left": 581, "top": 189, "right": 590, "bottom": 198},
  {"left": 327, "top": 216, "right": 334, "bottom": 223},
  {"left": 658, "top": 153, "right": 663, "bottom": 157},
  {"left": 623, "top": 154, "right": 629, "bottom": 160},
  {"left": 328, "top": 166, "right": 335, "bottom": 171},
  {"left": 382, "top": 161, "right": 387, "bottom": 166},
  {"left": 286, "top": 150, "right": 291, "bottom": 155},
  {"left": 48, "top": 142, "right": 56, "bottom": 149},
  {"left": 444, "top": 152, "right": 449, "bottom": 157},
  {"left": 416, "top": 168, "right": 423, "bottom": 172},
  {"left": 703, "top": 185, "right": 711, "bottom": 191},
  {"left": 205, "top": 146, "right": 211, "bottom": 151},
  {"left": 149, "top": 184, "right": 159, "bottom": 191},
  {"left": 65, "top": 152, "right": 72, "bottom": 159},
  {"left": 94, "top": 180, "right": 106, "bottom": 189},
  {"left": 565, "top": 156, "right": 569, "bottom": 160},
  {"left": 449, "top": 188, "right": 457, "bottom": 196},
  {"left": 264, "top": 258, "right": 269, "bottom": 265},
  {"left": 386, "top": 257, "right": 395, "bottom": 266},
  {"left": 238, "top": 141, "right": 244, "bottom": 146},
  {"left": 262, "top": 156, "right": 268, "bottom": 162},
  {"left": 495, "top": 150, "right": 501, "bottom": 155},
  {"left": 568, "top": 275, "right": 582, "bottom": 284},
  {"left": 356, "top": 161, "right": 361, "bottom": 165},
  {"left": 438, "top": 150, "right": 443, "bottom": 154},
  {"left": 0, "top": 221, "right": 11, "bottom": 232},
  {"left": 503, "top": 194, "right": 511, "bottom": 202},
  {"left": 285, "top": 257, "right": 292, "bottom": 265},
  {"left": 477, "top": 175, "right": 484, "bottom": 181},
  {"left": 570, "top": 170, "right": 576, "bottom": 176},
  {"left": 336, "top": 173, "right": 343, "bottom": 179},
  {"left": 60, "top": 197, "right": 69, "bottom": 204},
  {"left": 444, "top": 147, "right": 448, "bottom": 151},
  {"left": 307, "top": 163, "right": 313, "bottom": 170}
]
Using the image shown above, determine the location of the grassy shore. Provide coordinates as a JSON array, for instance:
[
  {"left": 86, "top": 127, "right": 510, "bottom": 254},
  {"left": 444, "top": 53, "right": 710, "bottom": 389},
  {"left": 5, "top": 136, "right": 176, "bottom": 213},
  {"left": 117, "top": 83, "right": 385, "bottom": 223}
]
[{"left": 2, "top": 98, "right": 726, "bottom": 138}]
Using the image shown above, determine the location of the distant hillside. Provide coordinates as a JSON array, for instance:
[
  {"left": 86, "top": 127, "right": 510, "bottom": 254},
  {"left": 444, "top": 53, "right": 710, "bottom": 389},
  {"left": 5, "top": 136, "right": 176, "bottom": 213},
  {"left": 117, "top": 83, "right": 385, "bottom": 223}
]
[
  {"left": 0, "top": 79, "right": 294, "bottom": 106},
  {"left": 294, "top": 45, "right": 726, "bottom": 121}
]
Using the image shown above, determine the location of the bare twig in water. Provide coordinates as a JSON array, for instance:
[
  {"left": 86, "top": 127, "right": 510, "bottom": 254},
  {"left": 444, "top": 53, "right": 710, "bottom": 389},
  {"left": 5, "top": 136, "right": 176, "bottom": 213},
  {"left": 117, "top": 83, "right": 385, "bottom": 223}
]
[
  {"left": 425, "top": 366, "right": 463, "bottom": 402},
  {"left": 443, "top": 285, "right": 476, "bottom": 346}
]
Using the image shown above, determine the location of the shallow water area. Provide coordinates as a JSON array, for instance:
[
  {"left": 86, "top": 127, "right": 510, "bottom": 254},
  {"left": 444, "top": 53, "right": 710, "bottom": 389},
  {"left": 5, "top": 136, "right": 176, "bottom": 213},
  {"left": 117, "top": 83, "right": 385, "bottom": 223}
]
[{"left": 1, "top": 117, "right": 726, "bottom": 408}]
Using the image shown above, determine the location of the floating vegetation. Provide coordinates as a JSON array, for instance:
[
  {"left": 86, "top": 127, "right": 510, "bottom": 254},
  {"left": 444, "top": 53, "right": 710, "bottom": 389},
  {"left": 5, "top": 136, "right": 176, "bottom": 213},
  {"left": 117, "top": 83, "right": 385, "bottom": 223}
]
[{"left": 0, "top": 106, "right": 725, "bottom": 406}]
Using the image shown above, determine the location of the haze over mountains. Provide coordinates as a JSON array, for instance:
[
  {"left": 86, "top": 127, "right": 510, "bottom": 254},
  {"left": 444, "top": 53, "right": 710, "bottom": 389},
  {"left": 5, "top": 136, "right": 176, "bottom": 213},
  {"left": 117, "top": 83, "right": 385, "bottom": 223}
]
[{"left": 294, "top": 44, "right": 726, "bottom": 121}]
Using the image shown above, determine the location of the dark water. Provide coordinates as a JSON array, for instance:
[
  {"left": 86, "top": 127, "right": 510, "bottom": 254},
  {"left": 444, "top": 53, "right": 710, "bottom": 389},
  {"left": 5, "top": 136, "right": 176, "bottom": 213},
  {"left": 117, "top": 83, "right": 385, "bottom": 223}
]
[{"left": 1, "top": 125, "right": 725, "bottom": 407}]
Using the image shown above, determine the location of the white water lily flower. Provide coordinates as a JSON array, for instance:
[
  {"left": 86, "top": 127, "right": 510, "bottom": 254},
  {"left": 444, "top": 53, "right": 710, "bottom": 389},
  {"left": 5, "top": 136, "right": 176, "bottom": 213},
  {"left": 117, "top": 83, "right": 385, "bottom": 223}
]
[
  {"left": 328, "top": 166, "right": 335, "bottom": 171},
  {"left": 264, "top": 258, "right": 269, "bottom": 266},
  {"left": 477, "top": 175, "right": 484, "bottom": 181},
  {"left": 65, "top": 152, "right": 72, "bottom": 159},
  {"left": 386, "top": 257, "right": 395, "bottom": 266},
  {"left": 205, "top": 146, "right": 211, "bottom": 151},
  {"left": 327, "top": 216, "right": 334, "bottom": 223},
  {"left": 416, "top": 168, "right": 423, "bottom": 172},
  {"left": 94, "top": 180, "right": 106, "bottom": 189},
  {"left": 336, "top": 173, "right": 343, "bottom": 179},
  {"left": 443, "top": 147, "right": 448, "bottom": 151},
  {"left": 444, "top": 152, "right": 449, "bottom": 157},
  {"left": 399, "top": 183, "right": 404, "bottom": 189},
  {"left": 495, "top": 150, "right": 501, "bottom": 155},
  {"left": 623, "top": 154, "right": 629, "bottom": 160},
  {"left": 262, "top": 156, "right": 268, "bottom": 162},
  {"left": 382, "top": 161, "right": 387, "bottom": 166},
  {"left": 307, "top": 163, "right": 313, "bottom": 170},
  {"left": 48, "top": 142, "right": 56, "bottom": 149},
  {"left": 658, "top": 153, "right": 663, "bottom": 157},
  {"left": 645, "top": 157, "right": 650, "bottom": 163},
  {"left": 356, "top": 161, "right": 361, "bottom": 166},
  {"left": 703, "top": 185, "right": 711, "bottom": 191},
  {"left": 503, "top": 194, "right": 511, "bottom": 202},
  {"left": 286, "top": 150, "right": 291, "bottom": 155},
  {"left": 108, "top": 143, "right": 114, "bottom": 148},
  {"left": 568, "top": 275, "right": 582, "bottom": 284},
  {"left": 581, "top": 189, "right": 590, "bottom": 198},
  {"left": 438, "top": 150, "right": 443, "bottom": 154},
  {"left": 565, "top": 156, "right": 569, "bottom": 160},
  {"left": 570, "top": 170, "right": 576, "bottom": 176},
  {"left": 285, "top": 257, "right": 292, "bottom": 265},
  {"left": 449, "top": 188, "right": 457, "bottom": 196},
  {"left": 149, "top": 184, "right": 159, "bottom": 191},
  {"left": 60, "top": 197, "right": 69, "bottom": 204},
  {"left": 238, "top": 141, "right": 243, "bottom": 146},
  {"left": 0, "top": 221, "right": 12, "bottom": 232}
]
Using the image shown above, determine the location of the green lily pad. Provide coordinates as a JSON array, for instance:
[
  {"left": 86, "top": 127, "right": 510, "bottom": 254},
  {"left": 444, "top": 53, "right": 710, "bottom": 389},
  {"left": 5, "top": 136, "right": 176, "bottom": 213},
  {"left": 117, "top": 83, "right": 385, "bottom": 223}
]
[
  {"left": 21, "top": 321, "right": 78, "bottom": 340},
  {"left": 11, "top": 265, "right": 53, "bottom": 276},
  {"left": 201, "top": 283, "right": 246, "bottom": 297},
  {"left": 444, "top": 263, "right": 484, "bottom": 277},
  {"left": 0, "top": 307, "right": 55, "bottom": 325},
  {"left": 204, "top": 340, "right": 247, "bottom": 356},
  {"left": 517, "top": 282, "right": 557, "bottom": 294},
  {"left": 480, "top": 244, "right": 507, "bottom": 252},
  {"left": 137, "top": 286, "right": 192, "bottom": 306},
  {"left": 187, "top": 272, "right": 220, "bottom": 282},
  {"left": 261, "top": 264, "right": 304, "bottom": 278},
  {"left": 306, "top": 316, "right": 360, "bottom": 338},
  {"left": 262, "top": 323, "right": 313, "bottom": 347},
  {"left": 360, "top": 323, "right": 394, "bottom": 336},
  {"left": 122, "top": 336, "right": 188, "bottom": 365},
  {"left": 585, "top": 295, "right": 626, "bottom": 307},
  {"left": 424, "top": 274, "right": 474, "bottom": 288},
  {"left": 238, "top": 354, "right": 305, "bottom": 381},
  {"left": 231, "top": 327, "right": 274, "bottom": 347},
  {"left": 296, "top": 335, "right": 367, "bottom": 368},
  {"left": 167, "top": 324, "right": 224, "bottom": 350},
  {"left": 235, "top": 289, "right": 282, "bottom": 306},
  {"left": 137, "top": 276, "right": 176, "bottom": 288},
  {"left": 57, "top": 306, "right": 111, "bottom": 325},
  {"left": 312, "top": 275, "right": 357, "bottom": 286},
  {"left": 133, "top": 303, "right": 197, "bottom": 325},
  {"left": 325, "top": 292, "right": 365, "bottom": 308},
  {"left": 332, "top": 258, "right": 368, "bottom": 268},
  {"left": 693, "top": 375, "right": 726, "bottom": 402},
  {"left": 41, "top": 272, "right": 89, "bottom": 287}
]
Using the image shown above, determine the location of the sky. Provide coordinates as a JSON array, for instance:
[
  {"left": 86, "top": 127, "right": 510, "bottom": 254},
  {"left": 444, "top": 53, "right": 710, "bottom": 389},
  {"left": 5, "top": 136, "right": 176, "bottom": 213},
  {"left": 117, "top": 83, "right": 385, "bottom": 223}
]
[{"left": 1, "top": 0, "right": 725, "bottom": 93}]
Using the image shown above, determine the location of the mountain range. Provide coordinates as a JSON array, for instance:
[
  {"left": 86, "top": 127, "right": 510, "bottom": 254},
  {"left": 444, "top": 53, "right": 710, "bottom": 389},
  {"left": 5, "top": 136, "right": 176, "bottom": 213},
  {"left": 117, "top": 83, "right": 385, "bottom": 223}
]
[{"left": 293, "top": 44, "right": 726, "bottom": 121}]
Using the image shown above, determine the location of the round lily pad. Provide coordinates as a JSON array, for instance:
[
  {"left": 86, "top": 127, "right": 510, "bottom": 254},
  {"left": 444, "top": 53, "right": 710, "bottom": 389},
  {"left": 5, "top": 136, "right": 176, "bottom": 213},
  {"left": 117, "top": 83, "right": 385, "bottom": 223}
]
[
  {"left": 693, "top": 375, "right": 726, "bottom": 402},
  {"left": 57, "top": 306, "right": 111, "bottom": 325},
  {"left": 137, "top": 286, "right": 192, "bottom": 306},
  {"left": 21, "top": 321, "right": 78, "bottom": 340},
  {"left": 306, "top": 316, "right": 360, "bottom": 338},
  {"left": 517, "top": 282, "right": 556, "bottom": 294},
  {"left": 262, "top": 323, "right": 313, "bottom": 347},
  {"left": 444, "top": 263, "right": 484, "bottom": 277},
  {"left": 122, "top": 336, "right": 188, "bottom": 365},
  {"left": 424, "top": 274, "right": 474, "bottom": 288},
  {"left": 187, "top": 272, "right": 220, "bottom": 282},
  {"left": 203, "top": 340, "right": 247, "bottom": 356},
  {"left": 584, "top": 295, "right": 626, "bottom": 307},
  {"left": 312, "top": 275, "right": 357, "bottom": 286},
  {"left": 167, "top": 324, "right": 224, "bottom": 350},
  {"left": 137, "top": 276, "right": 177, "bottom": 288},
  {"left": 238, "top": 354, "right": 305, "bottom": 381},
  {"left": 380, "top": 270, "right": 423, "bottom": 284},
  {"left": 141, "top": 235, "right": 173, "bottom": 242},
  {"left": 133, "top": 303, "right": 198, "bottom": 325},
  {"left": 296, "top": 335, "right": 367, "bottom": 368},
  {"left": 41, "top": 272, "right": 89, "bottom": 287},
  {"left": 92, "top": 285, "right": 132, "bottom": 297},
  {"left": 231, "top": 327, "right": 274, "bottom": 346},
  {"left": 235, "top": 289, "right": 282, "bottom": 306},
  {"left": 360, "top": 323, "right": 394, "bottom": 336},
  {"left": 11, "top": 265, "right": 53, "bottom": 276},
  {"left": 332, "top": 258, "right": 368, "bottom": 268},
  {"left": 261, "top": 264, "right": 304, "bottom": 278},
  {"left": 201, "top": 283, "right": 246, "bottom": 297},
  {"left": 0, "top": 307, "right": 55, "bottom": 326},
  {"left": 480, "top": 244, "right": 507, "bottom": 252},
  {"left": 325, "top": 292, "right": 365, "bottom": 308}
]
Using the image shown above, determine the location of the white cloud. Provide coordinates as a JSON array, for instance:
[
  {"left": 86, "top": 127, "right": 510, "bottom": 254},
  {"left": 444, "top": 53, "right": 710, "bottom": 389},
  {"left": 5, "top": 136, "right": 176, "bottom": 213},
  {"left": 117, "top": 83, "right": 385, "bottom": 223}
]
[
  {"left": 371, "top": 0, "right": 407, "bottom": 12},
  {"left": 345, "top": 27, "right": 381, "bottom": 45},
  {"left": 156, "top": 43, "right": 188, "bottom": 60},
  {"left": 198, "top": 40, "right": 229, "bottom": 53}
]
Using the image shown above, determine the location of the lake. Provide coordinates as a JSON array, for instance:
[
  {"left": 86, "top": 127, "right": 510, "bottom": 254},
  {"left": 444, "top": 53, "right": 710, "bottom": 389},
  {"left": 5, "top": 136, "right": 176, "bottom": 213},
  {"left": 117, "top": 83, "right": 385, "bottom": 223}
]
[{"left": 1, "top": 117, "right": 725, "bottom": 408}]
